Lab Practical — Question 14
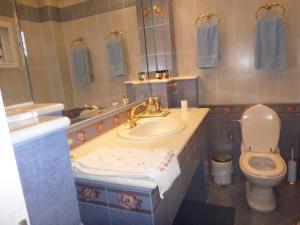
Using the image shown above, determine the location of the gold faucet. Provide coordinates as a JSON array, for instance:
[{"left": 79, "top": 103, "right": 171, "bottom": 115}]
[
  {"left": 126, "top": 102, "right": 147, "bottom": 128},
  {"left": 84, "top": 104, "right": 103, "bottom": 113}
]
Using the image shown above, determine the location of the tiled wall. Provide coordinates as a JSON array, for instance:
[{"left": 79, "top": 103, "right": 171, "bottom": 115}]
[
  {"left": 0, "top": 1, "right": 32, "bottom": 106},
  {"left": 204, "top": 104, "right": 300, "bottom": 176},
  {"left": 75, "top": 118, "right": 208, "bottom": 225},
  {"left": 173, "top": 0, "right": 300, "bottom": 105},
  {"left": 13, "top": 129, "right": 81, "bottom": 225},
  {"left": 125, "top": 78, "right": 199, "bottom": 108},
  {"left": 16, "top": 0, "right": 144, "bottom": 109},
  {"left": 66, "top": 99, "right": 149, "bottom": 149}
]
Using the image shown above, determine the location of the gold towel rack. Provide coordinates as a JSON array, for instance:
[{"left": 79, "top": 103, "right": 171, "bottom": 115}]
[
  {"left": 195, "top": 13, "right": 221, "bottom": 26},
  {"left": 71, "top": 37, "right": 87, "bottom": 46},
  {"left": 106, "top": 30, "right": 124, "bottom": 41},
  {"left": 256, "top": 2, "right": 285, "bottom": 19}
]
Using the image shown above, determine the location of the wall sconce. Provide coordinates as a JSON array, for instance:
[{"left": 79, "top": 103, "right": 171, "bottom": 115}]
[
  {"left": 143, "top": 4, "right": 163, "bottom": 17},
  {"left": 143, "top": 8, "right": 150, "bottom": 17},
  {"left": 153, "top": 4, "right": 163, "bottom": 16}
]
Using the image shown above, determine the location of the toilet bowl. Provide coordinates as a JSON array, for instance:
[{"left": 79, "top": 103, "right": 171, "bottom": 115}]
[{"left": 239, "top": 104, "right": 287, "bottom": 212}]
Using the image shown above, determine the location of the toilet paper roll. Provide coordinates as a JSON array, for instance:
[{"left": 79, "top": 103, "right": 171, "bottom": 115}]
[
  {"left": 181, "top": 100, "right": 188, "bottom": 112},
  {"left": 288, "top": 160, "right": 297, "bottom": 184}
]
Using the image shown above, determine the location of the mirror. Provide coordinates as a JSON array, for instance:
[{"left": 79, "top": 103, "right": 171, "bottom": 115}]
[
  {"left": 136, "top": 0, "right": 177, "bottom": 79},
  {"left": 0, "top": 0, "right": 32, "bottom": 106},
  {"left": 11, "top": 0, "right": 151, "bottom": 114}
]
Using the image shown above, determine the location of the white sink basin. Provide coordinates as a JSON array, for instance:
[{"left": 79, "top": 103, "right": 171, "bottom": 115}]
[{"left": 118, "top": 117, "right": 186, "bottom": 141}]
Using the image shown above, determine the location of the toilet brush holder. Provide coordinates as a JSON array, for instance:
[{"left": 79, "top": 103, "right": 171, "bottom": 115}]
[
  {"left": 288, "top": 160, "right": 297, "bottom": 184},
  {"left": 288, "top": 147, "right": 297, "bottom": 184}
]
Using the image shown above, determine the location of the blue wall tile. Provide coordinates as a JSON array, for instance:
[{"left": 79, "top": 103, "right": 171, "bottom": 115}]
[
  {"left": 79, "top": 202, "right": 110, "bottom": 225},
  {"left": 14, "top": 129, "right": 81, "bottom": 225},
  {"left": 110, "top": 208, "right": 153, "bottom": 225}
]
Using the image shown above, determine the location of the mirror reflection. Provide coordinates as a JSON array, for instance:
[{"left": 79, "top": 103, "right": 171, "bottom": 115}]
[
  {"left": 0, "top": 0, "right": 32, "bottom": 106},
  {"left": 10, "top": 0, "right": 151, "bottom": 116}
]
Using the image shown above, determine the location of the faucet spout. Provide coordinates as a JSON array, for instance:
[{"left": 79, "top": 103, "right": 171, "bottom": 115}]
[
  {"left": 84, "top": 104, "right": 103, "bottom": 113},
  {"left": 127, "top": 102, "right": 147, "bottom": 128}
]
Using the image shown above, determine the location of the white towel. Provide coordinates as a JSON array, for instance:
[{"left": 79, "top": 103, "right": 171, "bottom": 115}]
[{"left": 72, "top": 146, "right": 181, "bottom": 198}]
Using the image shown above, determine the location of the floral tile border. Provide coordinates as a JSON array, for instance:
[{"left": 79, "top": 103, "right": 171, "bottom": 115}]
[
  {"left": 107, "top": 188, "right": 152, "bottom": 215},
  {"left": 200, "top": 103, "right": 300, "bottom": 115},
  {"left": 75, "top": 181, "right": 156, "bottom": 215},
  {"left": 68, "top": 110, "right": 129, "bottom": 149},
  {"left": 76, "top": 183, "right": 108, "bottom": 207}
]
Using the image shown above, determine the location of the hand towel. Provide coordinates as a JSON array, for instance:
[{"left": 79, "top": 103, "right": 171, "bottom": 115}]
[
  {"left": 72, "top": 146, "right": 181, "bottom": 199},
  {"left": 106, "top": 38, "right": 127, "bottom": 76},
  {"left": 197, "top": 24, "right": 219, "bottom": 69},
  {"left": 73, "top": 45, "right": 93, "bottom": 84},
  {"left": 255, "top": 17, "right": 287, "bottom": 70}
]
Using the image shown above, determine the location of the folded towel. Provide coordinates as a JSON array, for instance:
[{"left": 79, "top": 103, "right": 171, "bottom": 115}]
[
  {"left": 73, "top": 45, "right": 93, "bottom": 84},
  {"left": 255, "top": 17, "right": 287, "bottom": 70},
  {"left": 197, "top": 24, "right": 219, "bottom": 69},
  {"left": 72, "top": 146, "right": 181, "bottom": 198},
  {"left": 106, "top": 38, "right": 127, "bottom": 76}
]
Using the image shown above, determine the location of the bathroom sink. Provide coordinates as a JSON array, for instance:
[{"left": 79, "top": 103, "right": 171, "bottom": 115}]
[{"left": 118, "top": 117, "right": 186, "bottom": 141}]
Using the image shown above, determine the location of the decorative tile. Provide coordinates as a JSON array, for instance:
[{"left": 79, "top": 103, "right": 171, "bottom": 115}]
[
  {"left": 76, "top": 183, "right": 108, "bottom": 206},
  {"left": 96, "top": 121, "right": 104, "bottom": 133},
  {"left": 107, "top": 188, "right": 152, "bottom": 214},
  {"left": 68, "top": 109, "right": 132, "bottom": 149},
  {"left": 76, "top": 130, "right": 87, "bottom": 144},
  {"left": 113, "top": 115, "right": 120, "bottom": 127},
  {"left": 284, "top": 105, "right": 296, "bottom": 113}
]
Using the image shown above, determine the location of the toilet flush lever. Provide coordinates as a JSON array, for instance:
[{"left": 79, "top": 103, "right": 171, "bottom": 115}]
[{"left": 228, "top": 120, "right": 241, "bottom": 123}]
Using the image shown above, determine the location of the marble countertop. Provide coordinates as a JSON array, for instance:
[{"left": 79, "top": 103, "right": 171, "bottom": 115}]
[
  {"left": 6, "top": 102, "right": 64, "bottom": 116},
  {"left": 71, "top": 108, "right": 209, "bottom": 189},
  {"left": 6, "top": 102, "right": 68, "bottom": 144},
  {"left": 124, "top": 75, "right": 199, "bottom": 85},
  {"left": 10, "top": 116, "right": 70, "bottom": 145}
]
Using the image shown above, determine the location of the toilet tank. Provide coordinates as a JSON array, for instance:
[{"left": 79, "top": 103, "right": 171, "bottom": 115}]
[{"left": 241, "top": 104, "right": 281, "bottom": 153}]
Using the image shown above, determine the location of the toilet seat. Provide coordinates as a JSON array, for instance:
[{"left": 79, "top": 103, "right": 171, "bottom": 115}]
[
  {"left": 241, "top": 104, "right": 280, "bottom": 153},
  {"left": 240, "top": 152, "right": 286, "bottom": 177}
]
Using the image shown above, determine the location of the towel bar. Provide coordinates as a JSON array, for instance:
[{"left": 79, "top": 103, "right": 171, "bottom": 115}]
[
  {"left": 256, "top": 2, "right": 285, "bottom": 19},
  {"left": 195, "top": 13, "right": 221, "bottom": 26}
]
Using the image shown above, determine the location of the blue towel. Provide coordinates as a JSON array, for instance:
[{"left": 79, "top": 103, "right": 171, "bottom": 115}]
[
  {"left": 255, "top": 17, "right": 287, "bottom": 70},
  {"left": 197, "top": 24, "right": 219, "bottom": 69},
  {"left": 73, "top": 45, "right": 92, "bottom": 84},
  {"left": 106, "top": 38, "right": 127, "bottom": 76}
]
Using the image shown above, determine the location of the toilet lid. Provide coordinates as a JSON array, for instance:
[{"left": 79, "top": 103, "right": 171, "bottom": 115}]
[
  {"left": 241, "top": 104, "right": 280, "bottom": 153},
  {"left": 240, "top": 152, "right": 286, "bottom": 177}
]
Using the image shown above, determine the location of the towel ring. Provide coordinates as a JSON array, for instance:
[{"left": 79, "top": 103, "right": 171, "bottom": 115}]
[
  {"left": 256, "top": 2, "right": 285, "bottom": 19},
  {"left": 71, "top": 37, "right": 87, "bottom": 47},
  {"left": 195, "top": 13, "right": 221, "bottom": 26},
  {"left": 106, "top": 30, "right": 124, "bottom": 41}
]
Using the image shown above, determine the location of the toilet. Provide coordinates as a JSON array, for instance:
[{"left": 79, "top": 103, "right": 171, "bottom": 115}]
[{"left": 239, "top": 104, "right": 287, "bottom": 212}]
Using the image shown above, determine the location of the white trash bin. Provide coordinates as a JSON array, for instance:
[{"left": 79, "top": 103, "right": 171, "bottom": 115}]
[{"left": 211, "top": 154, "right": 233, "bottom": 185}]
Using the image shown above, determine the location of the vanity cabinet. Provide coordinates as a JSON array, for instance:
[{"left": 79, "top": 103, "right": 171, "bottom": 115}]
[{"left": 75, "top": 113, "right": 208, "bottom": 225}]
